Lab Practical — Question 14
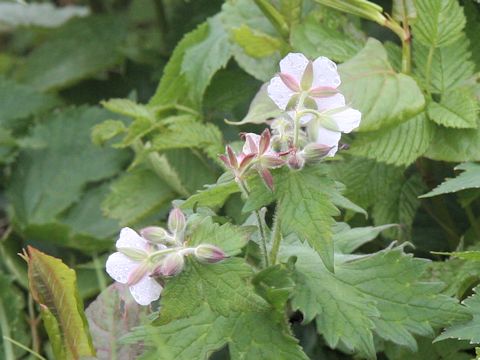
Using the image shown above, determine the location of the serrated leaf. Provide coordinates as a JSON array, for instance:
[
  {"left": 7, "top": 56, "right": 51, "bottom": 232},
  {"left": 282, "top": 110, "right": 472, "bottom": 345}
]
[
  {"left": 351, "top": 112, "right": 434, "bottom": 166},
  {"left": 252, "top": 166, "right": 340, "bottom": 272},
  {"left": 464, "top": 0, "right": 480, "bottom": 71},
  {"left": 0, "top": 3, "right": 88, "bottom": 29},
  {"left": 102, "top": 167, "right": 175, "bottom": 226},
  {"left": 421, "top": 162, "right": 480, "bottom": 198},
  {"left": 413, "top": 35, "right": 475, "bottom": 94},
  {"left": 181, "top": 16, "right": 232, "bottom": 101},
  {"left": 314, "top": 0, "right": 386, "bottom": 24},
  {"left": 17, "top": 15, "right": 127, "bottom": 91},
  {"left": 424, "top": 119, "right": 480, "bottom": 162},
  {"left": 86, "top": 284, "right": 147, "bottom": 359},
  {"left": 232, "top": 25, "right": 283, "bottom": 58},
  {"left": 188, "top": 216, "right": 250, "bottom": 256},
  {"left": 333, "top": 223, "right": 397, "bottom": 254},
  {"left": 151, "top": 115, "right": 223, "bottom": 161},
  {"left": 26, "top": 247, "right": 95, "bottom": 359},
  {"left": 427, "top": 89, "right": 478, "bottom": 129},
  {"left": 290, "top": 14, "right": 363, "bottom": 62},
  {"left": 281, "top": 240, "right": 468, "bottom": 358},
  {"left": 181, "top": 179, "right": 239, "bottom": 210},
  {"left": 0, "top": 76, "right": 59, "bottom": 129},
  {"left": 436, "top": 285, "right": 480, "bottom": 344},
  {"left": 7, "top": 106, "right": 129, "bottom": 229},
  {"left": 392, "top": 0, "right": 416, "bottom": 21},
  {"left": 338, "top": 38, "right": 425, "bottom": 132},
  {"left": 102, "top": 99, "right": 155, "bottom": 121},
  {"left": 134, "top": 259, "right": 308, "bottom": 360},
  {"left": 413, "top": 0, "right": 465, "bottom": 48}
]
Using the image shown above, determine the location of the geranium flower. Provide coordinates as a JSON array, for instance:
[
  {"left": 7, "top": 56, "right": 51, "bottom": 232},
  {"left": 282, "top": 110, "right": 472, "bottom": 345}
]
[
  {"left": 106, "top": 227, "right": 163, "bottom": 306},
  {"left": 267, "top": 53, "right": 361, "bottom": 156}
]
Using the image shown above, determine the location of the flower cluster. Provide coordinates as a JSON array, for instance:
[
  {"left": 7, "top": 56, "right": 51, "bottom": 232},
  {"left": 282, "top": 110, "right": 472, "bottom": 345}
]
[
  {"left": 106, "top": 208, "right": 226, "bottom": 305},
  {"left": 220, "top": 53, "right": 361, "bottom": 189}
]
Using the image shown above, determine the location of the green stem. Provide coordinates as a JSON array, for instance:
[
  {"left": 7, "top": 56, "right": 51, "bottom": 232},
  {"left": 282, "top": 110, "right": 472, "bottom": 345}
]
[
  {"left": 0, "top": 297, "right": 14, "bottom": 360},
  {"left": 253, "top": 0, "right": 290, "bottom": 40},
  {"left": 2, "top": 337, "right": 46, "bottom": 360},
  {"left": 465, "top": 205, "right": 480, "bottom": 241},
  {"left": 425, "top": 46, "right": 435, "bottom": 96},
  {"left": 293, "top": 92, "right": 309, "bottom": 148},
  {"left": 28, "top": 295, "right": 41, "bottom": 354},
  {"left": 400, "top": 0, "right": 412, "bottom": 74},
  {"left": 237, "top": 180, "right": 270, "bottom": 268},
  {"left": 269, "top": 206, "right": 282, "bottom": 265},
  {"left": 92, "top": 253, "right": 107, "bottom": 292}
]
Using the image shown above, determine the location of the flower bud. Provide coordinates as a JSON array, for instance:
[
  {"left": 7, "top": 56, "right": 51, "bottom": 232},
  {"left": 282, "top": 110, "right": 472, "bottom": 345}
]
[
  {"left": 300, "top": 143, "right": 333, "bottom": 163},
  {"left": 194, "top": 244, "right": 226, "bottom": 263},
  {"left": 287, "top": 152, "right": 305, "bottom": 170},
  {"left": 168, "top": 208, "right": 186, "bottom": 234},
  {"left": 159, "top": 252, "right": 185, "bottom": 276},
  {"left": 140, "top": 226, "right": 172, "bottom": 244}
]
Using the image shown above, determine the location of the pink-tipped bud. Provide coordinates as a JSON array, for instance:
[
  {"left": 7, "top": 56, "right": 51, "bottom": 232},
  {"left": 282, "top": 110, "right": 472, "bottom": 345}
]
[
  {"left": 194, "top": 244, "right": 226, "bottom": 263},
  {"left": 259, "top": 168, "right": 275, "bottom": 191},
  {"left": 261, "top": 155, "right": 285, "bottom": 169},
  {"left": 159, "top": 252, "right": 185, "bottom": 276},
  {"left": 226, "top": 145, "right": 238, "bottom": 169},
  {"left": 140, "top": 226, "right": 172, "bottom": 244},
  {"left": 168, "top": 208, "right": 186, "bottom": 234},
  {"left": 300, "top": 143, "right": 333, "bottom": 163},
  {"left": 258, "top": 129, "right": 271, "bottom": 155},
  {"left": 301, "top": 61, "right": 314, "bottom": 90},
  {"left": 279, "top": 73, "right": 301, "bottom": 92},
  {"left": 287, "top": 152, "right": 305, "bottom": 170}
]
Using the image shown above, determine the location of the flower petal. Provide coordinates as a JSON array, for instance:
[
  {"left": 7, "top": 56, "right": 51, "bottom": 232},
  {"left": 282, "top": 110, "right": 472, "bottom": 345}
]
[
  {"left": 267, "top": 76, "right": 295, "bottom": 110},
  {"left": 315, "top": 126, "right": 341, "bottom": 157},
  {"left": 242, "top": 133, "right": 261, "bottom": 155},
  {"left": 116, "top": 227, "right": 148, "bottom": 250},
  {"left": 106, "top": 252, "right": 139, "bottom": 284},
  {"left": 279, "top": 53, "right": 309, "bottom": 83},
  {"left": 330, "top": 107, "right": 362, "bottom": 133},
  {"left": 312, "top": 56, "right": 341, "bottom": 89},
  {"left": 129, "top": 275, "right": 163, "bottom": 306},
  {"left": 314, "top": 93, "right": 345, "bottom": 112}
]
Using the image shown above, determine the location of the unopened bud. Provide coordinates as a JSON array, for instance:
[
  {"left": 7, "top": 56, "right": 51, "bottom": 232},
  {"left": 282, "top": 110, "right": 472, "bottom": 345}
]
[
  {"left": 168, "top": 208, "right": 186, "bottom": 234},
  {"left": 287, "top": 152, "right": 305, "bottom": 170},
  {"left": 140, "top": 226, "right": 172, "bottom": 244},
  {"left": 159, "top": 252, "right": 185, "bottom": 276},
  {"left": 261, "top": 155, "right": 285, "bottom": 169},
  {"left": 300, "top": 143, "right": 332, "bottom": 163},
  {"left": 194, "top": 244, "right": 226, "bottom": 263}
]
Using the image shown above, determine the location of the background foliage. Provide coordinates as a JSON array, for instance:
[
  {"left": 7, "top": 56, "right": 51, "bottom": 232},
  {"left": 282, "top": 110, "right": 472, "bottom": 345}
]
[{"left": 0, "top": 0, "right": 480, "bottom": 359}]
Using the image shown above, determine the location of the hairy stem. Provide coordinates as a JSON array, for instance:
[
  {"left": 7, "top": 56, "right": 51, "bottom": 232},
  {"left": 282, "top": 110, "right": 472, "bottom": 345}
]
[
  {"left": 269, "top": 206, "right": 282, "bottom": 265},
  {"left": 293, "top": 92, "right": 309, "bottom": 148},
  {"left": 28, "top": 295, "right": 41, "bottom": 355},
  {"left": 2, "top": 336, "right": 46, "bottom": 360},
  {"left": 237, "top": 180, "right": 270, "bottom": 268}
]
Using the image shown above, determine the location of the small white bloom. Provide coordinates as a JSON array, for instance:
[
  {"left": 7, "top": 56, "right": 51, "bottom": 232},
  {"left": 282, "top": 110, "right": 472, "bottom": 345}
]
[{"left": 106, "top": 227, "right": 163, "bottom": 306}]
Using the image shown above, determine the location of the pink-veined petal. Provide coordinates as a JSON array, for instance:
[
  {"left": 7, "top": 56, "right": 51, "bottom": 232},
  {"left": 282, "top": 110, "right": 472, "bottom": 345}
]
[
  {"left": 312, "top": 57, "right": 341, "bottom": 89},
  {"left": 314, "top": 93, "right": 345, "bottom": 112},
  {"left": 279, "top": 53, "right": 309, "bottom": 83},
  {"left": 242, "top": 133, "right": 261, "bottom": 155},
  {"left": 106, "top": 252, "right": 139, "bottom": 284},
  {"left": 267, "top": 76, "right": 296, "bottom": 110},
  {"left": 116, "top": 227, "right": 148, "bottom": 251},
  {"left": 330, "top": 107, "right": 362, "bottom": 133},
  {"left": 129, "top": 275, "right": 163, "bottom": 306},
  {"left": 316, "top": 126, "right": 341, "bottom": 157}
]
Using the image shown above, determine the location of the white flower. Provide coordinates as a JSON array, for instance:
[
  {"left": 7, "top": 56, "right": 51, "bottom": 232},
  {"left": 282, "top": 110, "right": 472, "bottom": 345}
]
[
  {"left": 267, "top": 53, "right": 361, "bottom": 156},
  {"left": 106, "top": 227, "right": 163, "bottom": 306}
]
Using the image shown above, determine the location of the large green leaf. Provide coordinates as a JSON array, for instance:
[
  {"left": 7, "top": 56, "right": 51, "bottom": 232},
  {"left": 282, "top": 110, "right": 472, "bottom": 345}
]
[
  {"left": 7, "top": 106, "right": 128, "bottom": 242},
  {"left": 26, "top": 247, "right": 95, "bottom": 359},
  {"left": 281, "top": 239, "right": 468, "bottom": 359},
  {"left": 427, "top": 88, "right": 478, "bottom": 129},
  {"left": 420, "top": 163, "right": 480, "bottom": 198},
  {"left": 86, "top": 284, "right": 148, "bottom": 360},
  {"left": 412, "top": 0, "right": 465, "bottom": 48},
  {"left": 351, "top": 112, "right": 434, "bottom": 166},
  {"left": 290, "top": 14, "right": 363, "bottom": 62},
  {"left": 133, "top": 259, "right": 308, "bottom": 360},
  {"left": 0, "top": 273, "right": 29, "bottom": 360},
  {"left": 181, "top": 16, "right": 232, "bottom": 101},
  {"left": 232, "top": 25, "right": 283, "bottom": 58},
  {"left": 102, "top": 167, "right": 175, "bottom": 226},
  {"left": 0, "top": 76, "right": 59, "bottom": 129},
  {"left": 180, "top": 178, "right": 239, "bottom": 210},
  {"left": 338, "top": 38, "right": 425, "bottom": 132},
  {"left": 17, "top": 15, "right": 127, "bottom": 91},
  {"left": 436, "top": 285, "right": 480, "bottom": 344}
]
